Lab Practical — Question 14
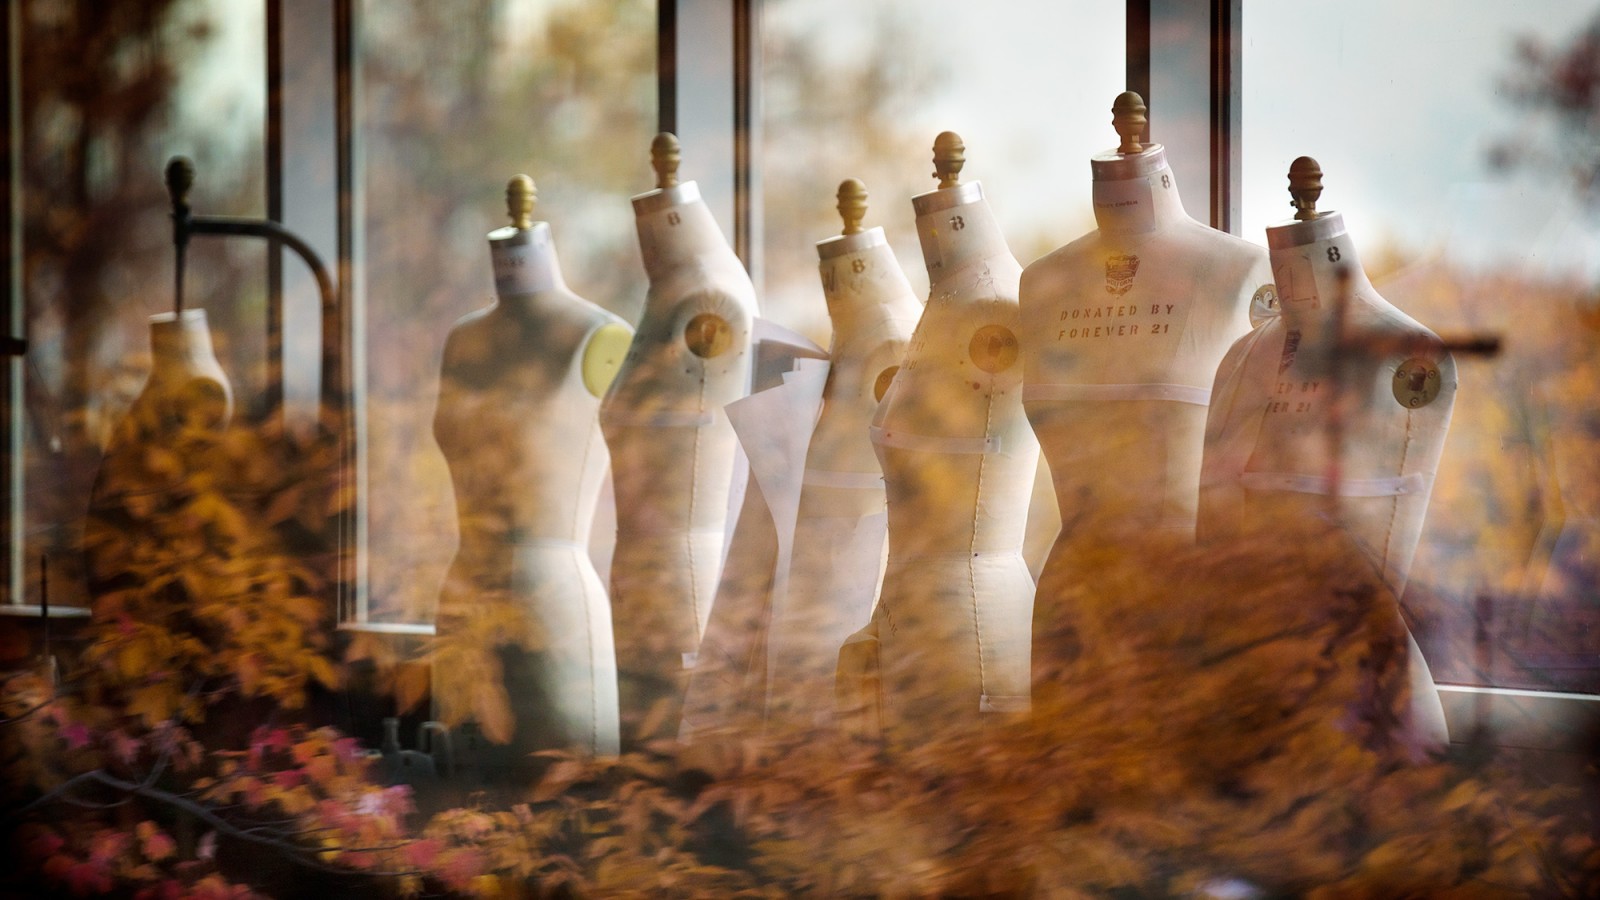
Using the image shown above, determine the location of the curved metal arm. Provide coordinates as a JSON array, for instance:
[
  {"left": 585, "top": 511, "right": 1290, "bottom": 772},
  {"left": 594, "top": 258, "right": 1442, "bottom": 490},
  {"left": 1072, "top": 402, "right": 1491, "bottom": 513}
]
[
  {"left": 166, "top": 157, "right": 342, "bottom": 410},
  {"left": 165, "top": 157, "right": 355, "bottom": 620},
  {"left": 188, "top": 217, "right": 336, "bottom": 319}
]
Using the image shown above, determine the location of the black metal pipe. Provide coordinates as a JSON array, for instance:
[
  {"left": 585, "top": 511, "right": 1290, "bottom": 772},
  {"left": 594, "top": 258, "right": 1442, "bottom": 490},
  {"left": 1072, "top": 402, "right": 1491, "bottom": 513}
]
[{"left": 186, "top": 215, "right": 338, "bottom": 406}]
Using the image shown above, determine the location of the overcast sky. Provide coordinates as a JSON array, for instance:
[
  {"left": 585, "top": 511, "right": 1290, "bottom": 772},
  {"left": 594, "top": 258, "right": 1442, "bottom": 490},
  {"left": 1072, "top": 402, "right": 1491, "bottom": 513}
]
[
  {"left": 769, "top": 0, "right": 1599, "bottom": 284},
  {"left": 1241, "top": 0, "right": 1599, "bottom": 279},
  {"left": 184, "top": 0, "right": 1600, "bottom": 287}
]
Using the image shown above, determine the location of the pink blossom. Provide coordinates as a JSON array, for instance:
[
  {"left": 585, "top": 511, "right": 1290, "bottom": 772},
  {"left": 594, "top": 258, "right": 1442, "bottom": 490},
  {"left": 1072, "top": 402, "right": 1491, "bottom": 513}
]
[
  {"left": 271, "top": 768, "right": 305, "bottom": 789},
  {"left": 26, "top": 828, "right": 64, "bottom": 858},
  {"left": 88, "top": 829, "right": 130, "bottom": 864},
  {"left": 65, "top": 859, "right": 113, "bottom": 894},
  {"left": 332, "top": 736, "right": 363, "bottom": 764},
  {"left": 438, "top": 847, "right": 488, "bottom": 889},
  {"left": 59, "top": 720, "right": 92, "bottom": 750},
  {"left": 137, "top": 822, "right": 176, "bottom": 862},
  {"left": 133, "top": 879, "right": 184, "bottom": 900},
  {"left": 110, "top": 729, "right": 143, "bottom": 766},
  {"left": 403, "top": 837, "right": 442, "bottom": 869}
]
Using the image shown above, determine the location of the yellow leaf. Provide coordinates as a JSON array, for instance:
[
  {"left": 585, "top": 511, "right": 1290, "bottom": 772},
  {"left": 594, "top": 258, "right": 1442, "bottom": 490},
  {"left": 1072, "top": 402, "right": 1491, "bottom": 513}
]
[
  {"left": 129, "top": 684, "right": 178, "bottom": 727},
  {"left": 533, "top": 759, "right": 590, "bottom": 802},
  {"left": 307, "top": 654, "right": 339, "bottom": 689},
  {"left": 394, "top": 663, "right": 430, "bottom": 714},
  {"left": 118, "top": 642, "right": 150, "bottom": 680},
  {"left": 474, "top": 682, "right": 514, "bottom": 745}
]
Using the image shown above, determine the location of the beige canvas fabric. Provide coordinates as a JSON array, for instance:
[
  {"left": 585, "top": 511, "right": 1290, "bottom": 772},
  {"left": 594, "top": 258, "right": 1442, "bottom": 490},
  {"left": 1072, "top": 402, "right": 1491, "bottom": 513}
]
[
  {"left": 601, "top": 182, "right": 757, "bottom": 746},
  {"left": 1199, "top": 210, "right": 1456, "bottom": 747},
  {"left": 863, "top": 182, "right": 1039, "bottom": 744},
  {"left": 434, "top": 221, "right": 629, "bottom": 760}
]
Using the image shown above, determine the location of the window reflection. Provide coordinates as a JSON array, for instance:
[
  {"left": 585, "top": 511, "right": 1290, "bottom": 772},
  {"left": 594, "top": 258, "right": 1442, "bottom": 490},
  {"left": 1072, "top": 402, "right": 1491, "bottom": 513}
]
[
  {"left": 17, "top": 0, "right": 265, "bottom": 609},
  {"left": 357, "top": 0, "right": 654, "bottom": 624},
  {"left": 759, "top": 0, "right": 1125, "bottom": 341},
  {"left": 1243, "top": 0, "right": 1600, "bottom": 693}
]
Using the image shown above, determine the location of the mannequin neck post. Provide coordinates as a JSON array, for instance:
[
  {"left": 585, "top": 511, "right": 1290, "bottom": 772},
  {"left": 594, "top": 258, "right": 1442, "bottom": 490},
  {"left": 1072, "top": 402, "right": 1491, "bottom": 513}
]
[
  {"left": 911, "top": 182, "right": 1012, "bottom": 288},
  {"left": 1266, "top": 211, "right": 1375, "bottom": 332},
  {"left": 631, "top": 181, "right": 739, "bottom": 282},
  {"left": 489, "top": 221, "right": 568, "bottom": 302},
  {"left": 1089, "top": 144, "right": 1188, "bottom": 235}
]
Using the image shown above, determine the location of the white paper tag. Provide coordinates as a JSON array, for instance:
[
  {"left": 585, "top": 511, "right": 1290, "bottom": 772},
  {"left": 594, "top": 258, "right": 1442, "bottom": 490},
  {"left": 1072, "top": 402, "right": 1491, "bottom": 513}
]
[
  {"left": 1092, "top": 177, "right": 1156, "bottom": 233},
  {"left": 491, "top": 235, "right": 558, "bottom": 296},
  {"left": 1272, "top": 253, "right": 1319, "bottom": 311}
]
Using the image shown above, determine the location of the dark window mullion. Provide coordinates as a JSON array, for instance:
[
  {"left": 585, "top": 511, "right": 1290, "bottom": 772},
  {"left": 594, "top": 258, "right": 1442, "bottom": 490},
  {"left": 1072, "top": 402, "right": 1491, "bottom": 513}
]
[
  {"left": 658, "top": 0, "right": 677, "bottom": 136},
  {"left": 333, "top": 0, "right": 366, "bottom": 622},
  {"left": 1126, "top": 0, "right": 1151, "bottom": 127},
  {"left": 266, "top": 0, "right": 284, "bottom": 419},
  {"left": 1210, "top": 0, "right": 1241, "bottom": 234},
  {"left": 2, "top": 0, "right": 22, "bottom": 605}
]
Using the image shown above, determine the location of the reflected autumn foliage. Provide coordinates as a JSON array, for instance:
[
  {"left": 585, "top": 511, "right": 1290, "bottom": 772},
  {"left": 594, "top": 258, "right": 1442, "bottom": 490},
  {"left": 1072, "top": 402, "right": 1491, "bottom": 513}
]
[
  {"left": 398, "top": 526, "right": 1596, "bottom": 897},
  {"left": 6, "top": 1, "right": 1600, "bottom": 896},
  {"left": 1383, "top": 263, "right": 1600, "bottom": 694}
]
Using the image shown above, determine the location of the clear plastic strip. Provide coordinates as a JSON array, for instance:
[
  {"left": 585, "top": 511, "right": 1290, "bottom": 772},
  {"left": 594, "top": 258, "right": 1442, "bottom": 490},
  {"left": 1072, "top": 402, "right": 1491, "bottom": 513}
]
[
  {"left": 1023, "top": 381, "right": 1210, "bottom": 406},
  {"left": 1239, "top": 471, "right": 1426, "bottom": 497},
  {"left": 868, "top": 425, "right": 1000, "bottom": 455}
]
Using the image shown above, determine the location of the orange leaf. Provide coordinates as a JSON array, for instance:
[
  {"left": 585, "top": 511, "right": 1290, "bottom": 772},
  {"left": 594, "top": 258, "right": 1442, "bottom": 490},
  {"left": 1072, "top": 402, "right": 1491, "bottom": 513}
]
[{"left": 394, "top": 664, "right": 431, "bottom": 714}]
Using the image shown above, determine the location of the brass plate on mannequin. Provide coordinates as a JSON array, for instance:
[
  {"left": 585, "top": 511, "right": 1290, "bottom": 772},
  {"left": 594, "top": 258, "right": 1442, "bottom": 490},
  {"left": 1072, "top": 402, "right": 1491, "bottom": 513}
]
[
  {"left": 684, "top": 313, "right": 732, "bottom": 358},
  {"left": 1392, "top": 357, "right": 1442, "bottom": 409},
  {"left": 969, "top": 325, "right": 1019, "bottom": 374},
  {"left": 873, "top": 365, "right": 900, "bottom": 402}
]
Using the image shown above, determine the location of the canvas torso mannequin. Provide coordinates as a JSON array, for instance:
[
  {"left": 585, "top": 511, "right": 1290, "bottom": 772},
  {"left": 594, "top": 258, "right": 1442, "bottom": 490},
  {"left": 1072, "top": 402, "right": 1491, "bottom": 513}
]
[
  {"left": 1198, "top": 158, "right": 1456, "bottom": 746},
  {"left": 601, "top": 134, "right": 757, "bottom": 747},
  {"left": 433, "top": 176, "right": 631, "bottom": 762},
  {"left": 86, "top": 309, "right": 233, "bottom": 594},
  {"left": 763, "top": 180, "right": 922, "bottom": 732},
  {"left": 1019, "top": 93, "right": 1269, "bottom": 545},
  {"left": 1019, "top": 92, "right": 1269, "bottom": 692},
  {"left": 113, "top": 310, "right": 233, "bottom": 440},
  {"left": 867, "top": 135, "right": 1039, "bottom": 742}
]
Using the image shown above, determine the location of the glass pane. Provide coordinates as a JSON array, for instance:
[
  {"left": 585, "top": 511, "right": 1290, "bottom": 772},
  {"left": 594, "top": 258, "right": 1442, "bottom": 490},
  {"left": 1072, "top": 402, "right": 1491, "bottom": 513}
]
[
  {"left": 1243, "top": 1, "right": 1600, "bottom": 693},
  {"left": 759, "top": 0, "right": 1126, "bottom": 341},
  {"left": 18, "top": 0, "right": 266, "bottom": 609},
  {"left": 358, "top": 0, "right": 655, "bottom": 623}
]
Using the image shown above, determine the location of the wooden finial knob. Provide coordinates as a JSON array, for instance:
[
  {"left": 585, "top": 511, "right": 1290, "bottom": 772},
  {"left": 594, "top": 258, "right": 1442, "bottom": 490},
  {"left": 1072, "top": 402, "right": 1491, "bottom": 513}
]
[
  {"left": 506, "top": 174, "right": 535, "bottom": 229},
  {"left": 837, "top": 178, "right": 868, "bottom": 235},
  {"left": 1288, "top": 156, "right": 1323, "bottom": 221},
  {"left": 932, "top": 131, "right": 965, "bottom": 189},
  {"left": 165, "top": 156, "right": 195, "bottom": 209},
  {"left": 651, "top": 132, "right": 680, "bottom": 189},
  {"left": 1112, "top": 91, "right": 1147, "bottom": 155}
]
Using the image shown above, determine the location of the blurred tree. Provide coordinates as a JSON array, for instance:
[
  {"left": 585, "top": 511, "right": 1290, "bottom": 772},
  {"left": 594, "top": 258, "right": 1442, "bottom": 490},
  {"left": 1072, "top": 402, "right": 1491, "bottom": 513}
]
[
  {"left": 16, "top": 0, "right": 265, "bottom": 607},
  {"left": 1490, "top": 9, "right": 1600, "bottom": 207},
  {"left": 357, "top": 0, "right": 658, "bottom": 625},
  {"left": 759, "top": 1, "right": 947, "bottom": 340}
]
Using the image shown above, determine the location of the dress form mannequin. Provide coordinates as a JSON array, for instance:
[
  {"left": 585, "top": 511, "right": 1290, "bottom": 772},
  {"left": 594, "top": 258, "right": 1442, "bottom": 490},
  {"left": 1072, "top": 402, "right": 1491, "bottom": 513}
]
[
  {"left": 760, "top": 180, "right": 923, "bottom": 733},
  {"left": 864, "top": 134, "right": 1039, "bottom": 742},
  {"left": 433, "top": 176, "right": 631, "bottom": 763},
  {"left": 1198, "top": 158, "right": 1456, "bottom": 747},
  {"left": 112, "top": 310, "right": 233, "bottom": 439},
  {"left": 601, "top": 134, "right": 758, "bottom": 747},
  {"left": 1019, "top": 91, "right": 1270, "bottom": 692},
  {"left": 85, "top": 309, "right": 233, "bottom": 593},
  {"left": 1019, "top": 92, "right": 1269, "bottom": 541}
]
